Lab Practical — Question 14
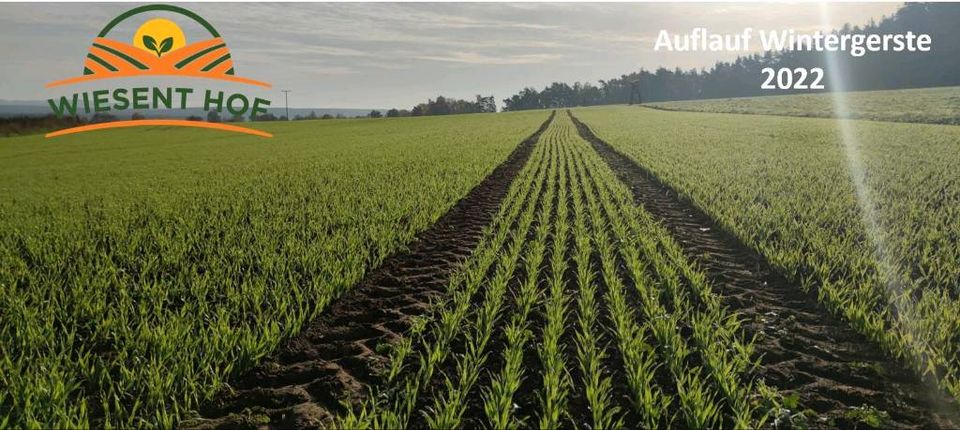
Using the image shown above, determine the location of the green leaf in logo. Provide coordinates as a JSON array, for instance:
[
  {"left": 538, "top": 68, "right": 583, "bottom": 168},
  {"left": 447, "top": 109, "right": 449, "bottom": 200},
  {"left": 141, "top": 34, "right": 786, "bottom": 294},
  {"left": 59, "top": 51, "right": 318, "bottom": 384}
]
[
  {"left": 159, "top": 37, "right": 174, "bottom": 55},
  {"left": 143, "top": 35, "right": 158, "bottom": 53}
]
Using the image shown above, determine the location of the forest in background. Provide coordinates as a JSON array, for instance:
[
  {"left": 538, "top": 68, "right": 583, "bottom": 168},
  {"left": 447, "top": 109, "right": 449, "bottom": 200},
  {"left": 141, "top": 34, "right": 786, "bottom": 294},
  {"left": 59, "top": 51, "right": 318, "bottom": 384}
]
[{"left": 502, "top": 3, "right": 960, "bottom": 111}]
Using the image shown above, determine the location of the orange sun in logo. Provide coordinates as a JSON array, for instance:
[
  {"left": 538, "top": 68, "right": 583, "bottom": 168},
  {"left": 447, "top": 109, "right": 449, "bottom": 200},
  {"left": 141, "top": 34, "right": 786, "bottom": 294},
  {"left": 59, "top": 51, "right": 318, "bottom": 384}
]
[
  {"left": 45, "top": 4, "right": 270, "bottom": 89},
  {"left": 43, "top": 4, "right": 274, "bottom": 139},
  {"left": 132, "top": 18, "right": 186, "bottom": 57}
]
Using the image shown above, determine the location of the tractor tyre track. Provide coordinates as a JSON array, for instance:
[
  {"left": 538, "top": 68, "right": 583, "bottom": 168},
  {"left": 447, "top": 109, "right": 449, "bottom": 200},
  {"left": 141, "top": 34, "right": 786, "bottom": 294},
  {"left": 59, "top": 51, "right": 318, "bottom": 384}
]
[
  {"left": 568, "top": 111, "right": 959, "bottom": 428},
  {"left": 180, "top": 113, "right": 553, "bottom": 430}
]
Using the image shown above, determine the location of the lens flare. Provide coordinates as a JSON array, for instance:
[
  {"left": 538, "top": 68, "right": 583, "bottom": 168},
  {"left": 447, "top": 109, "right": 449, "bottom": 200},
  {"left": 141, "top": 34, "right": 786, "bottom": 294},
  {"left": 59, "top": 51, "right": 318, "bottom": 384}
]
[
  {"left": 817, "top": 0, "right": 944, "bottom": 411},
  {"left": 816, "top": 2, "right": 893, "bottom": 288}
]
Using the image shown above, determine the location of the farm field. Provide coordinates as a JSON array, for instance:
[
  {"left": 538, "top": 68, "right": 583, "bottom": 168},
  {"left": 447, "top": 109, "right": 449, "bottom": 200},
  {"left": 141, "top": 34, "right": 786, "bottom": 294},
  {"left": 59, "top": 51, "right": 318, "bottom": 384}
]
[
  {"left": 574, "top": 106, "right": 960, "bottom": 410},
  {"left": 333, "top": 112, "right": 774, "bottom": 429},
  {"left": 0, "top": 111, "right": 548, "bottom": 427},
  {"left": 5, "top": 1, "right": 960, "bottom": 428},
  {"left": 4, "top": 101, "right": 960, "bottom": 430},
  {"left": 647, "top": 86, "right": 960, "bottom": 125},
  {"left": 187, "top": 110, "right": 957, "bottom": 430}
]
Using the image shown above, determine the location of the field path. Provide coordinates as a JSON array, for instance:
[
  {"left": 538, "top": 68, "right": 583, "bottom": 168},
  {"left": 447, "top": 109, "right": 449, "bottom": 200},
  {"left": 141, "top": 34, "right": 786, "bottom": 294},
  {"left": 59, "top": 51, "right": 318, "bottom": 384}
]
[
  {"left": 180, "top": 112, "right": 554, "bottom": 429},
  {"left": 569, "top": 110, "right": 959, "bottom": 428}
]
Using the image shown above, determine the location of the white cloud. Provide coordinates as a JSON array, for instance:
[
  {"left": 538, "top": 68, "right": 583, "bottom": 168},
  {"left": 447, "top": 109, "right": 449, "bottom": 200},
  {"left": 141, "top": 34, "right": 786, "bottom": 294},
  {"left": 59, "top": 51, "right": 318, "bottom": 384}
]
[{"left": 414, "top": 52, "right": 564, "bottom": 65}]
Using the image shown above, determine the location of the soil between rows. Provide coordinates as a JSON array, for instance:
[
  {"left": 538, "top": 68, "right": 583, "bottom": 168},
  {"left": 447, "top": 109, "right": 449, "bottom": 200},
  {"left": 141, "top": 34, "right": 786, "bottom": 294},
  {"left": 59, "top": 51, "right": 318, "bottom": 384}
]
[
  {"left": 568, "top": 110, "right": 960, "bottom": 428},
  {"left": 179, "top": 112, "right": 554, "bottom": 430},
  {"left": 406, "top": 121, "right": 636, "bottom": 429}
]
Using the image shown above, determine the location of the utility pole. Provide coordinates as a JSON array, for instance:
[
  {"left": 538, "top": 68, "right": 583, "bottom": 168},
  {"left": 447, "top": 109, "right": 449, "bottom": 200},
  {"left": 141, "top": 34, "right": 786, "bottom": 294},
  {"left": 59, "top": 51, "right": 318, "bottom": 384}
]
[{"left": 281, "top": 90, "right": 291, "bottom": 121}]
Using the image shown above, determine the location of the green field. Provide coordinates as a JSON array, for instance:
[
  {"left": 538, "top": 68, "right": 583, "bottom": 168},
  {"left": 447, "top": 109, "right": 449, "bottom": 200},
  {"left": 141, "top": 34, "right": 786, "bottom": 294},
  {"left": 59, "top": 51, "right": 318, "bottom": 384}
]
[
  {"left": 0, "top": 112, "right": 547, "bottom": 427},
  {"left": 3, "top": 94, "right": 960, "bottom": 429},
  {"left": 340, "top": 113, "right": 774, "bottom": 429},
  {"left": 575, "top": 105, "right": 960, "bottom": 402},
  {"left": 647, "top": 86, "right": 960, "bottom": 125}
]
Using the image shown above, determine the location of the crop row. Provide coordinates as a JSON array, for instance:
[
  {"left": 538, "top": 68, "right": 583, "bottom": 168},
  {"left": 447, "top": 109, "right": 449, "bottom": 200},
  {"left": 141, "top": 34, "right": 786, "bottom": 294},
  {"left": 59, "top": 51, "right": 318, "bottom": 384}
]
[
  {"left": 0, "top": 112, "right": 548, "bottom": 428},
  {"left": 339, "top": 112, "right": 778, "bottom": 428},
  {"left": 574, "top": 106, "right": 960, "bottom": 402}
]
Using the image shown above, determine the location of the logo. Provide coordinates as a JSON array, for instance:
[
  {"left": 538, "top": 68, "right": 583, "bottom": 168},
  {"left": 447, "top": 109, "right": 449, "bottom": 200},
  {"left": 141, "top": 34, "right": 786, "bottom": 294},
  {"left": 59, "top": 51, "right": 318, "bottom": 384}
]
[{"left": 45, "top": 4, "right": 274, "bottom": 138}]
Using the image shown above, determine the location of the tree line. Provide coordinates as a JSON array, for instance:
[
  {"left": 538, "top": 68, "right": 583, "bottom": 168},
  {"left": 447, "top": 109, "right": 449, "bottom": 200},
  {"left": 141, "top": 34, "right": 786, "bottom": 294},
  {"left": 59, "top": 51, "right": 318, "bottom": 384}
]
[
  {"left": 503, "top": 2, "right": 960, "bottom": 111},
  {"left": 371, "top": 95, "right": 497, "bottom": 118}
]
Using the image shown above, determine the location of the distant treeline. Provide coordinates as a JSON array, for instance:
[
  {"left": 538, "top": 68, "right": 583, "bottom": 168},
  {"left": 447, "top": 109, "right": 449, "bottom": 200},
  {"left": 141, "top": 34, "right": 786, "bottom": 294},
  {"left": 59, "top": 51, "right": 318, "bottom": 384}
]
[
  {"left": 373, "top": 95, "right": 497, "bottom": 118},
  {"left": 0, "top": 116, "right": 82, "bottom": 137},
  {"left": 289, "top": 111, "right": 348, "bottom": 120},
  {"left": 0, "top": 114, "right": 136, "bottom": 137},
  {"left": 503, "top": 2, "right": 960, "bottom": 111}
]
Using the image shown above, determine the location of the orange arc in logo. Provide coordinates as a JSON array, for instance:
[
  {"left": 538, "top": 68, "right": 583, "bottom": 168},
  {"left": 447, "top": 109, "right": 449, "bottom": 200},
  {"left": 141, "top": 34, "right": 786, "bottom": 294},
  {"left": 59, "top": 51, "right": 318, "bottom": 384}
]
[
  {"left": 45, "top": 5, "right": 275, "bottom": 138},
  {"left": 47, "top": 4, "right": 270, "bottom": 89},
  {"left": 46, "top": 37, "right": 271, "bottom": 89},
  {"left": 45, "top": 120, "right": 273, "bottom": 138}
]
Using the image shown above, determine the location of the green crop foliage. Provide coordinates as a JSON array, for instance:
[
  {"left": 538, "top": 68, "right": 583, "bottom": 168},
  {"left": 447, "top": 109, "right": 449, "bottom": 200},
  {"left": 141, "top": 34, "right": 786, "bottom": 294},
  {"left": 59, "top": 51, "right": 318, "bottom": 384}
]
[
  {"left": 480, "top": 130, "right": 552, "bottom": 430},
  {"left": 575, "top": 105, "right": 960, "bottom": 403},
  {"left": 0, "top": 112, "right": 548, "bottom": 428},
  {"left": 648, "top": 86, "right": 960, "bottom": 125},
  {"left": 339, "top": 112, "right": 773, "bottom": 429},
  {"left": 339, "top": 117, "right": 553, "bottom": 429},
  {"left": 536, "top": 134, "right": 572, "bottom": 430}
]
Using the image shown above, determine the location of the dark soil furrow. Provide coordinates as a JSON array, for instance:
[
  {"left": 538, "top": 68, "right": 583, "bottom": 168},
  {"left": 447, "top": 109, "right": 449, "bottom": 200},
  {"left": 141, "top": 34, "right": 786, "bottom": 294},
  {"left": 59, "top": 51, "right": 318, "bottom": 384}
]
[
  {"left": 409, "top": 147, "right": 550, "bottom": 429},
  {"left": 565, "top": 136, "right": 637, "bottom": 427},
  {"left": 569, "top": 112, "right": 959, "bottom": 429},
  {"left": 179, "top": 114, "right": 553, "bottom": 430},
  {"left": 459, "top": 137, "right": 562, "bottom": 429}
]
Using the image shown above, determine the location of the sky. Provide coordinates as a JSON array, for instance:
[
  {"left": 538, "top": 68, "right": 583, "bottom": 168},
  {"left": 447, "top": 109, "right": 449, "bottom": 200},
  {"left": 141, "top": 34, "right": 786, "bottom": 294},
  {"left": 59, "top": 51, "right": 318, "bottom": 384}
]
[{"left": 0, "top": 2, "right": 901, "bottom": 109}]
